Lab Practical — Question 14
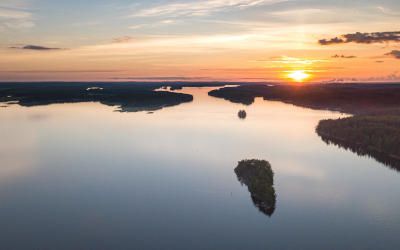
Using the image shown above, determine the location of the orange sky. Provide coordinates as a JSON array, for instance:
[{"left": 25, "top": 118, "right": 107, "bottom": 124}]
[{"left": 1, "top": 0, "right": 399, "bottom": 82}]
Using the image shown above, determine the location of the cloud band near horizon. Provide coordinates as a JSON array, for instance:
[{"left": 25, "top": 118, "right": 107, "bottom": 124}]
[{"left": 319, "top": 31, "right": 400, "bottom": 45}]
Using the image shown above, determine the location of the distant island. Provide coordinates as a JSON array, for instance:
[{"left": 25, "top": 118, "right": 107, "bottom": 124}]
[
  {"left": 0, "top": 82, "right": 232, "bottom": 112},
  {"left": 235, "top": 159, "right": 276, "bottom": 217},
  {"left": 210, "top": 84, "right": 400, "bottom": 169},
  {"left": 209, "top": 83, "right": 400, "bottom": 115}
]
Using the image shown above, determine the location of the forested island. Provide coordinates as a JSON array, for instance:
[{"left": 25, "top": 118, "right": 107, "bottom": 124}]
[
  {"left": 235, "top": 159, "right": 276, "bottom": 217},
  {"left": 0, "top": 82, "right": 232, "bottom": 112},
  {"left": 210, "top": 83, "right": 400, "bottom": 169},
  {"left": 317, "top": 116, "right": 400, "bottom": 170},
  {"left": 209, "top": 84, "right": 400, "bottom": 115}
]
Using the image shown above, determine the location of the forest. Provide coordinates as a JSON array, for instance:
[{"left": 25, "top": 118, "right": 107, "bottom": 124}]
[
  {"left": 209, "top": 83, "right": 400, "bottom": 115},
  {"left": 317, "top": 115, "right": 400, "bottom": 170}
]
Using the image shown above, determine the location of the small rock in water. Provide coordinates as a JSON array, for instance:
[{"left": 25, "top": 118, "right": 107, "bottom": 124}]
[{"left": 238, "top": 110, "right": 247, "bottom": 119}]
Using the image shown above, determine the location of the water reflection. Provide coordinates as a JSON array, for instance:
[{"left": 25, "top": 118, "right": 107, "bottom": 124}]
[
  {"left": 235, "top": 159, "right": 276, "bottom": 217},
  {"left": 318, "top": 132, "right": 400, "bottom": 172},
  {"left": 1, "top": 87, "right": 400, "bottom": 249},
  {"left": 316, "top": 115, "right": 400, "bottom": 172}
]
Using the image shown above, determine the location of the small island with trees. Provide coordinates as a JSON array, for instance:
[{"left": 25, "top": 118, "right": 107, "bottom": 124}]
[{"left": 235, "top": 159, "right": 276, "bottom": 217}]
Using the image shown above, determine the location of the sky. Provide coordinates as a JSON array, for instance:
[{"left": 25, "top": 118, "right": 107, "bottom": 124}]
[{"left": 0, "top": 0, "right": 399, "bottom": 82}]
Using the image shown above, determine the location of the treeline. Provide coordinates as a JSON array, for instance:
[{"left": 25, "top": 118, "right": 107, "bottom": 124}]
[
  {"left": 317, "top": 115, "right": 400, "bottom": 170},
  {"left": 0, "top": 82, "right": 194, "bottom": 112},
  {"left": 209, "top": 84, "right": 400, "bottom": 115}
]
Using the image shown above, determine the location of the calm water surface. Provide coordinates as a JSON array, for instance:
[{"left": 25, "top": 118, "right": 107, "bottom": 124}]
[{"left": 0, "top": 87, "right": 399, "bottom": 250}]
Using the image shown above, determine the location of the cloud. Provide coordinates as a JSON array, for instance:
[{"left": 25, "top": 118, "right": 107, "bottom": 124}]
[
  {"left": 385, "top": 50, "right": 400, "bottom": 59},
  {"left": 327, "top": 71, "right": 400, "bottom": 83},
  {"left": 130, "top": 0, "right": 283, "bottom": 17},
  {"left": 0, "top": 70, "right": 121, "bottom": 73},
  {"left": 112, "top": 36, "right": 135, "bottom": 43},
  {"left": 367, "top": 71, "right": 400, "bottom": 82},
  {"left": 319, "top": 37, "right": 344, "bottom": 45},
  {"left": 160, "top": 19, "right": 176, "bottom": 24},
  {"left": 263, "top": 56, "right": 327, "bottom": 65},
  {"left": 0, "top": 6, "right": 34, "bottom": 29},
  {"left": 319, "top": 31, "right": 400, "bottom": 45},
  {"left": 128, "top": 19, "right": 178, "bottom": 30},
  {"left": 10, "top": 45, "right": 64, "bottom": 51},
  {"left": 0, "top": 8, "right": 30, "bottom": 19},
  {"left": 129, "top": 24, "right": 145, "bottom": 30},
  {"left": 331, "top": 54, "right": 356, "bottom": 59}
]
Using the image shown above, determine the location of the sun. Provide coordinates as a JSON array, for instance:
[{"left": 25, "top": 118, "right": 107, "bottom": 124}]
[{"left": 287, "top": 70, "right": 311, "bottom": 83}]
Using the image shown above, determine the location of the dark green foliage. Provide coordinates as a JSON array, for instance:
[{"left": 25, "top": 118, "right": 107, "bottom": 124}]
[
  {"left": 235, "top": 159, "right": 276, "bottom": 217},
  {"left": 317, "top": 115, "right": 400, "bottom": 170},
  {"left": 0, "top": 82, "right": 195, "bottom": 112},
  {"left": 209, "top": 83, "right": 400, "bottom": 115},
  {"left": 209, "top": 84, "right": 264, "bottom": 105}
]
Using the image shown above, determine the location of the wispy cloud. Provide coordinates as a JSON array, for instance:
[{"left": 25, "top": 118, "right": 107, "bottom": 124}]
[
  {"left": 0, "top": 8, "right": 30, "bottom": 19},
  {"left": 130, "top": 0, "right": 284, "bottom": 17},
  {"left": 0, "top": 5, "right": 34, "bottom": 29},
  {"left": 0, "top": 70, "right": 121, "bottom": 73},
  {"left": 376, "top": 5, "right": 399, "bottom": 16},
  {"left": 10, "top": 45, "right": 64, "bottom": 51},
  {"left": 366, "top": 71, "right": 400, "bottom": 82},
  {"left": 319, "top": 31, "right": 400, "bottom": 45},
  {"left": 331, "top": 54, "right": 356, "bottom": 59},
  {"left": 263, "top": 56, "right": 328, "bottom": 65},
  {"left": 90, "top": 32, "right": 269, "bottom": 55},
  {"left": 386, "top": 50, "right": 400, "bottom": 59},
  {"left": 128, "top": 19, "right": 179, "bottom": 30},
  {"left": 112, "top": 36, "right": 135, "bottom": 43},
  {"left": 326, "top": 71, "right": 400, "bottom": 83}
]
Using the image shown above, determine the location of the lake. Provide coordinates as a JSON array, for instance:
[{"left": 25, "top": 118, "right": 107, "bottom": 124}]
[{"left": 0, "top": 87, "right": 399, "bottom": 250}]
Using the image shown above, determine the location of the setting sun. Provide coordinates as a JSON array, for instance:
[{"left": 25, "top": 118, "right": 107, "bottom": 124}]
[{"left": 287, "top": 70, "right": 311, "bottom": 82}]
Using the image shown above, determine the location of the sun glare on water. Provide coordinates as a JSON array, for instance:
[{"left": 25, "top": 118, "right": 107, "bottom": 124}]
[{"left": 287, "top": 70, "right": 311, "bottom": 83}]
